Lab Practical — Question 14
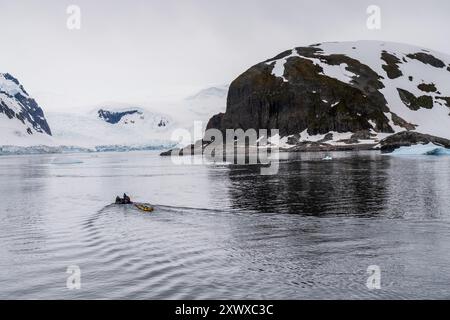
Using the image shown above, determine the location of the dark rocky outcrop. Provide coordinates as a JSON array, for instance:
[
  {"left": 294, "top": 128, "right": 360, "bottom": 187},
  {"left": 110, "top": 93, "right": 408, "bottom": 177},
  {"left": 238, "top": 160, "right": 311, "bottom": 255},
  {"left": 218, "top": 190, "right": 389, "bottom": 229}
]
[
  {"left": 0, "top": 73, "right": 52, "bottom": 136},
  {"left": 397, "top": 89, "right": 433, "bottom": 110},
  {"left": 381, "top": 51, "right": 403, "bottom": 79},
  {"left": 204, "top": 43, "right": 450, "bottom": 143},
  {"left": 406, "top": 52, "right": 446, "bottom": 68},
  {"left": 380, "top": 131, "right": 450, "bottom": 153},
  {"left": 157, "top": 42, "right": 450, "bottom": 158},
  {"left": 98, "top": 109, "right": 142, "bottom": 124},
  {"left": 417, "top": 83, "right": 437, "bottom": 93},
  {"left": 207, "top": 46, "right": 397, "bottom": 137},
  {"left": 390, "top": 112, "right": 417, "bottom": 130},
  {"left": 437, "top": 97, "right": 450, "bottom": 108}
]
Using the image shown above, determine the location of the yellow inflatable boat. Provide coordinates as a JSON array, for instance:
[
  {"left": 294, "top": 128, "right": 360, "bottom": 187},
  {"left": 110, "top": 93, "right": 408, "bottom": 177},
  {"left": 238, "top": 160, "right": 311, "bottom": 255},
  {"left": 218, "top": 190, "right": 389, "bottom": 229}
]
[{"left": 134, "top": 204, "right": 154, "bottom": 212}]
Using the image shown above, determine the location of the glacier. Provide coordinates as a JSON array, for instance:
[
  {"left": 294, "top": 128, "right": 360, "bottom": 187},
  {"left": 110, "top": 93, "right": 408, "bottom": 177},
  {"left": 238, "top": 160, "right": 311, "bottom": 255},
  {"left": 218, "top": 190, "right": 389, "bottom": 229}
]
[{"left": 0, "top": 142, "right": 178, "bottom": 156}]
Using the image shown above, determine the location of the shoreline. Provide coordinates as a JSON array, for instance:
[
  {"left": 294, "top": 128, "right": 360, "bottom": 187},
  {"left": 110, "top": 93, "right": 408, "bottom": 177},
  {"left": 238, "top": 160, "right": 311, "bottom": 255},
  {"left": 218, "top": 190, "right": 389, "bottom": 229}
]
[{"left": 160, "top": 142, "right": 380, "bottom": 157}]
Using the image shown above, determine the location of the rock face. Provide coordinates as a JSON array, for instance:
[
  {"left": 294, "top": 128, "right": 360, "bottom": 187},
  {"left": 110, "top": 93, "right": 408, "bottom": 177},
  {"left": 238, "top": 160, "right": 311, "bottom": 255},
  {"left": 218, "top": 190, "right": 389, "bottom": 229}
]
[
  {"left": 98, "top": 109, "right": 143, "bottom": 124},
  {"left": 206, "top": 41, "right": 450, "bottom": 144},
  {"left": 379, "top": 131, "right": 450, "bottom": 153},
  {"left": 97, "top": 108, "right": 170, "bottom": 127},
  {"left": 0, "top": 73, "right": 52, "bottom": 137}
]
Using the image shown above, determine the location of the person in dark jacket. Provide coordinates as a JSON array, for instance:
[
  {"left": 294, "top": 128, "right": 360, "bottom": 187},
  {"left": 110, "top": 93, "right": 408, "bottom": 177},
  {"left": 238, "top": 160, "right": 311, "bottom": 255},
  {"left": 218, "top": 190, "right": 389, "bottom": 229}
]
[
  {"left": 123, "top": 193, "right": 131, "bottom": 204},
  {"left": 115, "top": 193, "right": 132, "bottom": 204}
]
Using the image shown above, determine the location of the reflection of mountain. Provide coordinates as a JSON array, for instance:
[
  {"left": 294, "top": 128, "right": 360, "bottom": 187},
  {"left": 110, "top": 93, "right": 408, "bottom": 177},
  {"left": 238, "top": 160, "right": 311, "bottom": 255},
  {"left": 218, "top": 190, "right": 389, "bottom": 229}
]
[{"left": 224, "top": 154, "right": 390, "bottom": 215}]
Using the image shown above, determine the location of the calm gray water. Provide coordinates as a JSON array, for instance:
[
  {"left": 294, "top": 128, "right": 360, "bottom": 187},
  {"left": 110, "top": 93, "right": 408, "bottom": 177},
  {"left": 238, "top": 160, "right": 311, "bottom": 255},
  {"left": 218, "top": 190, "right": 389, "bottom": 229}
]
[{"left": 1, "top": 150, "right": 450, "bottom": 299}]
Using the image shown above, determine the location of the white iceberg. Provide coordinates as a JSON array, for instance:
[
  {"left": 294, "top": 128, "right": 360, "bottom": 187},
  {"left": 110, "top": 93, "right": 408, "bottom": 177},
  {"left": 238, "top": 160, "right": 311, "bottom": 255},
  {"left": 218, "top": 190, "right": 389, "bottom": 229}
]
[{"left": 388, "top": 143, "right": 450, "bottom": 156}]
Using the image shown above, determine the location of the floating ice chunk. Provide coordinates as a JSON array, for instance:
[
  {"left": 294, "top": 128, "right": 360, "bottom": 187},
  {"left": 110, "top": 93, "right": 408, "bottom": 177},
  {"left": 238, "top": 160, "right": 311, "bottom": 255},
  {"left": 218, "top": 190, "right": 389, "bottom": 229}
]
[
  {"left": 51, "top": 158, "right": 84, "bottom": 165},
  {"left": 388, "top": 143, "right": 450, "bottom": 155}
]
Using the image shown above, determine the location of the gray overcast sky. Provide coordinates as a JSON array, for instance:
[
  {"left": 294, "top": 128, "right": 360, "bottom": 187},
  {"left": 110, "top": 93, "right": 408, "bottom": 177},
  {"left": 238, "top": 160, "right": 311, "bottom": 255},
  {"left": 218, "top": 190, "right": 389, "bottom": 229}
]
[{"left": 1, "top": 0, "right": 449, "bottom": 111}]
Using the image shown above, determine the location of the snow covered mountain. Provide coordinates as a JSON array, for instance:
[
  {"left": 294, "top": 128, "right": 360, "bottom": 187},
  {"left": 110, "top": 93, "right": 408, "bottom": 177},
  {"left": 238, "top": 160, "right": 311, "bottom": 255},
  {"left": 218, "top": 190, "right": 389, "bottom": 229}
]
[
  {"left": 207, "top": 41, "right": 450, "bottom": 146},
  {"left": 0, "top": 63, "right": 228, "bottom": 153},
  {"left": 47, "top": 106, "right": 174, "bottom": 148},
  {"left": 0, "top": 73, "right": 53, "bottom": 146},
  {"left": 45, "top": 84, "right": 228, "bottom": 149}
]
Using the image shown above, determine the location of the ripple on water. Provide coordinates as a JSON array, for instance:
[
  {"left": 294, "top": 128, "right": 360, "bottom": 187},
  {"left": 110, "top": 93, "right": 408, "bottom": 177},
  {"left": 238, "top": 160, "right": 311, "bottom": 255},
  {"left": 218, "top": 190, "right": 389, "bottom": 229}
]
[{"left": 3, "top": 152, "right": 450, "bottom": 299}]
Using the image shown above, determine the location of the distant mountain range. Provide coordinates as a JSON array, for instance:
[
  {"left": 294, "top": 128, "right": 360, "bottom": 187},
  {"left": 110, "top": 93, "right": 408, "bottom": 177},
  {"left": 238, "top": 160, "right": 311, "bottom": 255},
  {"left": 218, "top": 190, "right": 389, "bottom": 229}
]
[
  {"left": 45, "top": 86, "right": 228, "bottom": 149},
  {"left": 0, "top": 74, "right": 228, "bottom": 151}
]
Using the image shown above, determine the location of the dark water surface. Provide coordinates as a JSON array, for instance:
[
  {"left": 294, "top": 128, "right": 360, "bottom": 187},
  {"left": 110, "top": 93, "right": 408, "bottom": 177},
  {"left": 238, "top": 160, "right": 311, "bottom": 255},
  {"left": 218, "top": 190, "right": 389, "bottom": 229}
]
[{"left": 1, "top": 151, "right": 450, "bottom": 299}]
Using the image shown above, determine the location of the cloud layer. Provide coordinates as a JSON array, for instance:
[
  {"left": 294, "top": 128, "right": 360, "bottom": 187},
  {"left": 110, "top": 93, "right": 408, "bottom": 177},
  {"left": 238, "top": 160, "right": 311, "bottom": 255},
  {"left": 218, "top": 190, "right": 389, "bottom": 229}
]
[{"left": 0, "top": 0, "right": 449, "bottom": 111}]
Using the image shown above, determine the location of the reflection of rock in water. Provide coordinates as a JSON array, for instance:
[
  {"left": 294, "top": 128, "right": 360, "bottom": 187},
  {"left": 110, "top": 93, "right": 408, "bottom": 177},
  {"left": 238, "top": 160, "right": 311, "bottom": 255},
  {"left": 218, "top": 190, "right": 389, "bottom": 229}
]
[{"left": 225, "top": 152, "right": 390, "bottom": 216}]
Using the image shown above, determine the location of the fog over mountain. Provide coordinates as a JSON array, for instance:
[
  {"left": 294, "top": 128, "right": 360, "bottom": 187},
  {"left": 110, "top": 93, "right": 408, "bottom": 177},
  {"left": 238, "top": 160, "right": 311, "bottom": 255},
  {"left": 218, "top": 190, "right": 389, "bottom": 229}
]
[{"left": 0, "top": 0, "right": 449, "bottom": 112}]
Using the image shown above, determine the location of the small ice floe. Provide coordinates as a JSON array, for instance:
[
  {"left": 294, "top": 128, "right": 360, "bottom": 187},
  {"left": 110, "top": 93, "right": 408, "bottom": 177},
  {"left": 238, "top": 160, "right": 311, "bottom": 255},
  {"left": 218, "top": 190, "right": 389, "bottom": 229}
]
[
  {"left": 51, "top": 158, "right": 84, "bottom": 165},
  {"left": 322, "top": 155, "right": 333, "bottom": 161}
]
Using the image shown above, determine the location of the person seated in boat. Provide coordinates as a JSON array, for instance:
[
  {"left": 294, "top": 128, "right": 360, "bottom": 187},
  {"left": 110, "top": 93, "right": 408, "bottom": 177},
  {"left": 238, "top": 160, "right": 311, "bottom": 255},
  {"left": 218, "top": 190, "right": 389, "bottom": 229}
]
[
  {"left": 115, "top": 193, "right": 132, "bottom": 204},
  {"left": 123, "top": 193, "right": 132, "bottom": 204}
]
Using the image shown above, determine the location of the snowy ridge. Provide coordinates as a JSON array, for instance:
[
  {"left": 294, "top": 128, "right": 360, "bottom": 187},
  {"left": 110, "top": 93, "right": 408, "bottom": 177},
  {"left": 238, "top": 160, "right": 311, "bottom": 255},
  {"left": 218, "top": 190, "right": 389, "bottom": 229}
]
[
  {"left": 0, "top": 73, "right": 54, "bottom": 146},
  {"left": 0, "top": 73, "right": 27, "bottom": 97},
  {"left": 266, "top": 41, "right": 450, "bottom": 144}
]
